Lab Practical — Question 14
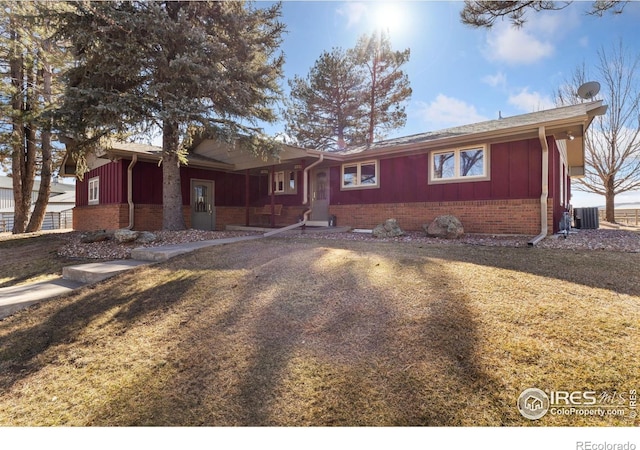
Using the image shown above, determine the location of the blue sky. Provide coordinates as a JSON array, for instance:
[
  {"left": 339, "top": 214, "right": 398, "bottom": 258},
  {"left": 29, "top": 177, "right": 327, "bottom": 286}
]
[{"left": 265, "top": 0, "right": 640, "bottom": 207}]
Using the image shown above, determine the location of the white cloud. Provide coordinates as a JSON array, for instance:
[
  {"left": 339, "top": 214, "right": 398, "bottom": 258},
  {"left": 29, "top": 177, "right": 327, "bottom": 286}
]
[
  {"left": 482, "top": 71, "right": 507, "bottom": 88},
  {"left": 416, "top": 95, "right": 488, "bottom": 128},
  {"left": 508, "top": 88, "right": 555, "bottom": 112},
  {"left": 335, "top": 2, "right": 368, "bottom": 29},
  {"left": 483, "top": 6, "right": 582, "bottom": 65},
  {"left": 485, "top": 23, "right": 555, "bottom": 65}
]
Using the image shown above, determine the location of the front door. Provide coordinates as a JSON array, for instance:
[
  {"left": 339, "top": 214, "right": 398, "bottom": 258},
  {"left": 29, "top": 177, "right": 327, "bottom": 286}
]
[
  {"left": 310, "top": 169, "right": 329, "bottom": 222},
  {"left": 191, "top": 180, "right": 215, "bottom": 230}
]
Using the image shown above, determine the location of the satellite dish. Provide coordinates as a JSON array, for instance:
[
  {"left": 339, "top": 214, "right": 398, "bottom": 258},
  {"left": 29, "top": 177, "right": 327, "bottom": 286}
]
[{"left": 577, "top": 81, "right": 601, "bottom": 100}]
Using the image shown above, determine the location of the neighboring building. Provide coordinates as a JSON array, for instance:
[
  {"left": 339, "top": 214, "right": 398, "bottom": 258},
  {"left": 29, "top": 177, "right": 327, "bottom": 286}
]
[
  {"left": 0, "top": 176, "right": 75, "bottom": 232},
  {"left": 60, "top": 101, "right": 606, "bottom": 238}
]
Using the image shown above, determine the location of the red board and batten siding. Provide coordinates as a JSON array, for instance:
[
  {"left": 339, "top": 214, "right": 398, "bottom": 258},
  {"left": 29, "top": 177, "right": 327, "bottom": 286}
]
[
  {"left": 330, "top": 138, "right": 547, "bottom": 205},
  {"left": 328, "top": 137, "right": 562, "bottom": 234},
  {"left": 74, "top": 137, "right": 564, "bottom": 234},
  {"left": 75, "top": 160, "right": 126, "bottom": 206},
  {"left": 74, "top": 159, "right": 307, "bottom": 230},
  {"left": 76, "top": 160, "right": 265, "bottom": 208}
]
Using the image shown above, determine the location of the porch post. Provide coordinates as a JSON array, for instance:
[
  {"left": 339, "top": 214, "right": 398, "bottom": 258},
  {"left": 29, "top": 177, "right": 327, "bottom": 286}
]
[
  {"left": 245, "top": 169, "right": 250, "bottom": 227},
  {"left": 270, "top": 165, "right": 276, "bottom": 227}
]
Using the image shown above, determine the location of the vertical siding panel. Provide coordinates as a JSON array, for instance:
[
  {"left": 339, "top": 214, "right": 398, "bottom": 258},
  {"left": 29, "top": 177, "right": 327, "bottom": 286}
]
[
  {"left": 528, "top": 139, "right": 542, "bottom": 197},
  {"left": 473, "top": 181, "right": 491, "bottom": 200},
  {"left": 76, "top": 177, "right": 88, "bottom": 206},
  {"left": 442, "top": 183, "right": 459, "bottom": 202},
  {"left": 490, "top": 143, "right": 510, "bottom": 198},
  {"left": 457, "top": 182, "right": 475, "bottom": 200},
  {"left": 132, "top": 162, "right": 162, "bottom": 204},
  {"left": 509, "top": 141, "right": 529, "bottom": 198}
]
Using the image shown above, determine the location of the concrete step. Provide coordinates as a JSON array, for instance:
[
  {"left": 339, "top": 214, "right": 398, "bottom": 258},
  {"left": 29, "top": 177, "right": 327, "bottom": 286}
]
[{"left": 62, "top": 260, "right": 149, "bottom": 284}]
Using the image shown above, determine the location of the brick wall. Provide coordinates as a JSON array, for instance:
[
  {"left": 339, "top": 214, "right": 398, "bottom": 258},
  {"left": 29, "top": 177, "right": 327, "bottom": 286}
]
[
  {"left": 130, "top": 205, "right": 191, "bottom": 231},
  {"left": 73, "top": 204, "right": 129, "bottom": 231},
  {"left": 75, "top": 200, "right": 552, "bottom": 235},
  {"left": 216, "top": 205, "right": 308, "bottom": 229},
  {"left": 329, "top": 198, "right": 554, "bottom": 235},
  {"left": 73, "top": 204, "right": 191, "bottom": 231},
  {"left": 216, "top": 206, "right": 247, "bottom": 230}
]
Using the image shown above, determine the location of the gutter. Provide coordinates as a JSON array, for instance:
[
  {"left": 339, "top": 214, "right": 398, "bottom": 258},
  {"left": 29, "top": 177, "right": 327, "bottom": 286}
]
[
  {"left": 302, "top": 152, "right": 324, "bottom": 223},
  {"left": 302, "top": 151, "right": 324, "bottom": 202},
  {"left": 528, "top": 126, "right": 549, "bottom": 246},
  {"left": 126, "top": 155, "right": 137, "bottom": 230}
]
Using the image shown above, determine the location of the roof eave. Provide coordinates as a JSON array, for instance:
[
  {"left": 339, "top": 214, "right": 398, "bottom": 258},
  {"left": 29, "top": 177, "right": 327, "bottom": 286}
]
[{"left": 337, "top": 102, "right": 607, "bottom": 161}]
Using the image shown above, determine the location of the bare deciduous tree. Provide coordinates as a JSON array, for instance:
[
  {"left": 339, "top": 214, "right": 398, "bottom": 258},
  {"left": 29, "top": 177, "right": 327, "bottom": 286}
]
[{"left": 556, "top": 42, "right": 640, "bottom": 222}]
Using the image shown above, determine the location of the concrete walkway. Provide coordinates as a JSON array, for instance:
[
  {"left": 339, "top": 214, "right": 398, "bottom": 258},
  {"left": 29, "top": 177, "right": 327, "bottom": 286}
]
[
  {"left": 0, "top": 278, "right": 84, "bottom": 320},
  {"left": 130, "top": 234, "right": 262, "bottom": 262},
  {"left": 0, "top": 225, "right": 353, "bottom": 320},
  {"left": 0, "top": 234, "right": 263, "bottom": 321}
]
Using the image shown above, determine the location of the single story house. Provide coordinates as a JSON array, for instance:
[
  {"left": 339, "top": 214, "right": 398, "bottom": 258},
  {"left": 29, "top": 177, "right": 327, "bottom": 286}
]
[
  {"left": 0, "top": 176, "right": 76, "bottom": 232},
  {"left": 60, "top": 100, "right": 607, "bottom": 238}
]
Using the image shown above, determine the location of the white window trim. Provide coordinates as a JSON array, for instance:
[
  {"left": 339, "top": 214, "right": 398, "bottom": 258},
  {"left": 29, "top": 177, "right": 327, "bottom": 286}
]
[
  {"left": 269, "top": 170, "right": 298, "bottom": 195},
  {"left": 341, "top": 160, "right": 379, "bottom": 190},
  {"left": 88, "top": 176, "right": 99, "bottom": 205},
  {"left": 429, "top": 145, "right": 490, "bottom": 184}
]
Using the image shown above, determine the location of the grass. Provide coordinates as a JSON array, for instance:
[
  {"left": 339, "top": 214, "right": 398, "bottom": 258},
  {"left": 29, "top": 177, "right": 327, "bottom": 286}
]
[
  {"left": 0, "top": 232, "right": 89, "bottom": 288},
  {"left": 0, "top": 236, "right": 638, "bottom": 426}
]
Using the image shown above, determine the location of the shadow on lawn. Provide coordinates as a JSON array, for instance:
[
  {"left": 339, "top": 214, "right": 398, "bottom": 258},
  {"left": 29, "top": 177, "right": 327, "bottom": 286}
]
[
  {"left": 7, "top": 238, "right": 628, "bottom": 425},
  {"left": 335, "top": 240, "right": 640, "bottom": 298},
  {"left": 86, "top": 241, "right": 509, "bottom": 426},
  {"left": 0, "top": 267, "right": 199, "bottom": 393},
  {"left": 438, "top": 245, "right": 640, "bottom": 297}
]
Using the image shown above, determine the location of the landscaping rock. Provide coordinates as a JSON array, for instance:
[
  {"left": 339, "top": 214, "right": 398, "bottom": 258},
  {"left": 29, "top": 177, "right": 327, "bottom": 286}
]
[
  {"left": 372, "top": 218, "right": 405, "bottom": 238},
  {"left": 80, "top": 230, "right": 112, "bottom": 243},
  {"left": 114, "top": 229, "right": 139, "bottom": 244},
  {"left": 425, "top": 215, "right": 464, "bottom": 239},
  {"left": 136, "top": 231, "right": 157, "bottom": 244}
]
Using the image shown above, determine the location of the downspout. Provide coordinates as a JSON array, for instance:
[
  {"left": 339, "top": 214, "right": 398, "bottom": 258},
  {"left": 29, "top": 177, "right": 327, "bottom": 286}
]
[
  {"left": 302, "top": 153, "right": 324, "bottom": 222},
  {"left": 126, "top": 155, "right": 137, "bottom": 230},
  {"left": 528, "top": 126, "right": 549, "bottom": 246}
]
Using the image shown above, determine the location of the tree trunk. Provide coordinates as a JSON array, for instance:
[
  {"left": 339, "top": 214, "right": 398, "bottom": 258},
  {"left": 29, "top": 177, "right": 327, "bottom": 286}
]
[
  {"left": 368, "top": 51, "right": 377, "bottom": 146},
  {"left": 9, "top": 23, "right": 29, "bottom": 234},
  {"left": 162, "top": 120, "right": 187, "bottom": 230},
  {"left": 604, "top": 175, "right": 616, "bottom": 223},
  {"left": 27, "top": 46, "right": 54, "bottom": 233},
  {"left": 605, "top": 192, "right": 615, "bottom": 223},
  {"left": 26, "top": 132, "right": 51, "bottom": 233}
]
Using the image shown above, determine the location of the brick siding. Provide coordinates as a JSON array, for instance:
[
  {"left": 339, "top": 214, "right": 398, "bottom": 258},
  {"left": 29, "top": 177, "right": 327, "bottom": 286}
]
[
  {"left": 329, "top": 198, "right": 554, "bottom": 235},
  {"left": 217, "top": 205, "right": 308, "bottom": 229},
  {"left": 74, "top": 200, "right": 554, "bottom": 235},
  {"left": 73, "top": 204, "right": 308, "bottom": 231},
  {"left": 73, "top": 204, "right": 129, "bottom": 231},
  {"left": 73, "top": 204, "right": 191, "bottom": 231}
]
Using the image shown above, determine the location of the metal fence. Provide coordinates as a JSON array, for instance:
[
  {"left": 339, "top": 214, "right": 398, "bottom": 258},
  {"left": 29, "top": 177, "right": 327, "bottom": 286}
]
[{"left": 0, "top": 209, "right": 74, "bottom": 232}]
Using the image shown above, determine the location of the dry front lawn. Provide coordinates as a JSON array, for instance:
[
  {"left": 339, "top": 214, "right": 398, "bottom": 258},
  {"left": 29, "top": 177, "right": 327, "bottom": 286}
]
[
  {"left": 0, "top": 238, "right": 638, "bottom": 426},
  {"left": 0, "top": 232, "right": 89, "bottom": 288}
]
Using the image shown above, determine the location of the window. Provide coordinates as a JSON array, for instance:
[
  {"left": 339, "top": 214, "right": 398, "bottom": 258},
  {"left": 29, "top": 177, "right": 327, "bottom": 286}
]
[
  {"left": 270, "top": 171, "right": 297, "bottom": 195},
  {"left": 88, "top": 176, "right": 99, "bottom": 205},
  {"left": 341, "top": 160, "right": 379, "bottom": 189},
  {"left": 274, "top": 171, "right": 285, "bottom": 193},
  {"left": 430, "top": 145, "right": 488, "bottom": 183}
]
